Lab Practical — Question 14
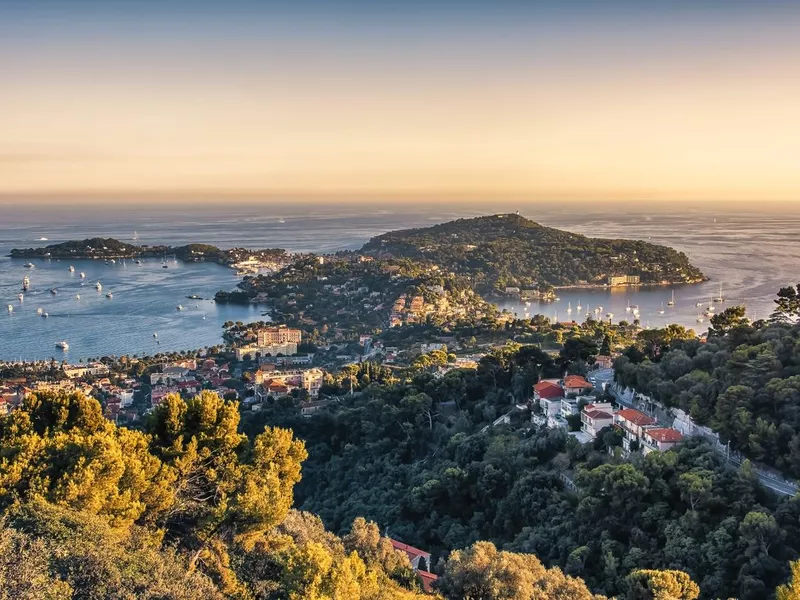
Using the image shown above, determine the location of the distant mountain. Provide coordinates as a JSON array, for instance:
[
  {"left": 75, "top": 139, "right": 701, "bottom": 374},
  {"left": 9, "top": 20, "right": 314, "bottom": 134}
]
[{"left": 359, "top": 213, "right": 705, "bottom": 293}]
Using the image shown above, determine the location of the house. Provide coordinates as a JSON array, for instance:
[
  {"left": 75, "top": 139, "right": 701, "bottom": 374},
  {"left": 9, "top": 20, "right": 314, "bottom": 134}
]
[
  {"left": 594, "top": 355, "right": 614, "bottom": 369},
  {"left": 581, "top": 408, "right": 614, "bottom": 438},
  {"left": 615, "top": 408, "right": 657, "bottom": 452},
  {"left": 563, "top": 375, "right": 593, "bottom": 396},
  {"left": 256, "top": 326, "right": 302, "bottom": 345},
  {"left": 390, "top": 539, "right": 431, "bottom": 571},
  {"left": 560, "top": 397, "right": 581, "bottom": 418},
  {"left": 300, "top": 399, "right": 330, "bottom": 417},
  {"left": 641, "top": 427, "right": 684, "bottom": 454},
  {"left": 534, "top": 380, "right": 563, "bottom": 401}
]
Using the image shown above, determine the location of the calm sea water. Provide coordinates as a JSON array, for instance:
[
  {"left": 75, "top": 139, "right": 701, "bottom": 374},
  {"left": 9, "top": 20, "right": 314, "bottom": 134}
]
[{"left": 1, "top": 202, "right": 798, "bottom": 360}]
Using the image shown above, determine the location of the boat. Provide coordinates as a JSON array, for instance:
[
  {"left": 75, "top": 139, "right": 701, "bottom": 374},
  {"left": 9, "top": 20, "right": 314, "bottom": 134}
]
[
  {"left": 566, "top": 302, "right": 572, "bottom": 314},
  {"left": 95, "top": 282, "right": 102, "bottom": 291},
  {"left": 278, "top": 218, "right": 286, "bottom": 224},
  {"left": 696, "top": 301, "right": 703, "bottom": 307},
  {"left": 176, "top": 304, "right": 184, "bottom": 311},
  {"left": 576, "top": 301, "right": 582, "bottom": 311},
  {"left": 704, "top": 309, "right": 714, "bottom": 317},
  {"left": 49, "top": 288, "right": 57, "bottom": 295},
  {"left": 594, "top": 307, "right": 601, "bottom": 314},
  {"left": 714, "top": 285, "right": 724, "bottom": 303},
  {"left": 135, "top": 259, "right": 142, "bottom": 265},
  {"left": 696, "top": 316, "right": 704, "bottom": 323},
  {"left": 658, "top": 303, "right": 665, "bottom": 315},
  {"left": 23, "top": 262, "right": 34, "bottom": 269},
  {"left": 106, "top": 292, "right": 113, "bottom": 299},
  {"left": 41, "top": 312, "right": 49, "bottom": 318},
  {"left": 667, "top": 290, "right": 675, "bottom": 306},
  {"left": 187, "top": 294, "right": 202, "bottom": 300},
  {"left": 707, "top": 298, "right": 715, "bottom": 310},
  {"left": 39, "top": 237, "right": 48, "bottom": 241},
  {"left": 632, "top": 308, "right": 640, "bottom": 317},
  {"left": 68, "top": 265, "right": 75, "bottom": 272},
  {"left": 80, "top": 272, "right": 86, "bottom": 278},
  {"left": 6, "top": 305, "right": 12, "bottom": 313},
  {"left": 153, "top": 332, "right": 158, "bottom": 338},
  {"left": 133, "top": 231, "right": 139, "bottom": 241},
  {"left": 162, "top": 264, "right": 169, "bottom": 269},
  {"left": 22, "top": 275, "right": 30, "bottom": 290},
  {"left": 605, "top": 312, "right": 614, "bottom": 320},
  {"left": 18, "top": 293, "right": 24, "bottom": 302},
  {"left": 625, "top": 301, "right": 631, "bottom": 313},
  {"left": 55, "top": 341, "right": 69, "bottom": 350},
  {"left": 36, "top": 307, "right": 43, "bottom": 315},
  {"left": 109, "top": 259, "right": 116, "bottom": 264},
  {"left": 75, "top": 294, "right": 80, "bottom": 300},
  {"left": 524, "top": 301, "right": 531, "bottom": 307}
]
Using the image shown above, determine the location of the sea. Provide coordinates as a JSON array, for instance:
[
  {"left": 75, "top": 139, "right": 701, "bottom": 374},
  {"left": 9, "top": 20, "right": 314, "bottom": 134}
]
[{"left": 1, "top": 202, "right": 798, "bottom": 361}]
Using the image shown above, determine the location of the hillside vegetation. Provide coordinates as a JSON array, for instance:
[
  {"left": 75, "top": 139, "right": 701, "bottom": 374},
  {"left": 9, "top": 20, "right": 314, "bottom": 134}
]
[{"left": 360, "top": 213, "right": 704, "bottom": 293}]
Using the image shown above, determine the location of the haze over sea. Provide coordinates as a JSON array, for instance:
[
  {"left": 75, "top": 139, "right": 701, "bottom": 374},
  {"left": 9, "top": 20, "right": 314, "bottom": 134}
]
[{"left": 1, "top": 202, "right": 797, "bottom": 361}]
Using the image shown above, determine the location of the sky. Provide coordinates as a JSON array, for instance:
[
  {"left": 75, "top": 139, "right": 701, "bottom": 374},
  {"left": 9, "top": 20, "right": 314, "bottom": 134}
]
[{"left": 2, "top": 0, "right": 800, "bottom": 203}]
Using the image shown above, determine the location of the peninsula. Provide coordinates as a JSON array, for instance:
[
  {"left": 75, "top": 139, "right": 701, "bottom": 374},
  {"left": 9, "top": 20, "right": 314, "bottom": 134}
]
[
  {"left": 10, "top": 238, "right": 292, "bottom": 273},
  {"left": 359, "top": 213, "right": 705, "bottom": 295}
]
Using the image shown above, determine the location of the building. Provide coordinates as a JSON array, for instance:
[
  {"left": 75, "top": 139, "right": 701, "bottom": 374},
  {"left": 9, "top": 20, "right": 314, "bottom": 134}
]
[
  {"left": 255, "top": 368, "right": 325, "bottom": 401},
  {"left": 641, "top": 427, "right": 684, "bottom": 455},
  {"left": 300, "top": 399, "right": 331, "bottom": 417},
  {"left": 607, "top": 274, "right": 641, "bottom": 286},
  {"left": 594, "top": 355, "right": 614, "bottom": 369},
  {"left": 581, "top": 408, "right": 614, "bottom": 438},
  {"left": 236, "top": 342, "right": 298, "bottom": 361},
  {"left": 63, "top": 362, "right": 110, "bottom": 379},
  {"left": 256, "top": 326, "right": 302, "bottom": 346},
  {"left": 390, "top": 539, "right": 431, "bottom": 571},
  {"left": 563, "top": 375, "right": 593, "bottom": 396},
  {"left": 417, "top": 570, "right": 439, "bottom": 594},
  {"left": 615, "top": 408, "right": 657, "bottom": 452}
]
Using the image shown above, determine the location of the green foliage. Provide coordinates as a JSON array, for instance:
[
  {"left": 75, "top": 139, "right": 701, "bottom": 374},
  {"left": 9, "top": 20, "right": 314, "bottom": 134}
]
[{"left": 626, "top": 569, "right": 700, "bottom": 600}]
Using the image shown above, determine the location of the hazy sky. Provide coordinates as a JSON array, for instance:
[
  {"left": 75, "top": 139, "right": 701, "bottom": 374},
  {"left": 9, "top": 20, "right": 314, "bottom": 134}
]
[{"left": 2, "top": 0, "right": 800, "bottom": 202}]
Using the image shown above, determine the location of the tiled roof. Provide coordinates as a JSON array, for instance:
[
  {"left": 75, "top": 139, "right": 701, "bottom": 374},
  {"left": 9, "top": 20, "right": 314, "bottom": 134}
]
[
  {"left": 645, "top": 427, "right": 683, "bottom": 443},
  {"left": 564, "top": 375, "right": 592, "bottom": 389},
  {"left": 417, "top": 570, "right": 439, "bottom": 593},
  {"left": 584, "top": 410, "right": 612, "bottom": 420},
  {"left": 616, "top": 408, "right": 657, "bottom": 427},
  {"left": 390, "top": 539, "right": 430, "bottom": 560},
  {"left": 534, "top": 381, "right": 563, "bottom": 398}
]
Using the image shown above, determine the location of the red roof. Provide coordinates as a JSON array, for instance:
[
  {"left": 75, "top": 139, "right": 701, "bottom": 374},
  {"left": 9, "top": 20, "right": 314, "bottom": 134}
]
[
  {"left": 616, "top": 408, "right": 657, "bottom": 427},
  {"left": 534, "top": 381, "right": 563, "bottom": 399},
  {"left": 417, "top": 570, "right": 439, "bottom": 594},
  {"left": 645, "top": 428, "right": 683, "bottom": 443},
  {"left": 584, "top": 409, "right": 612, "bottom": 420},
  {"left": 563, "top": 375, "right": 592, "bottom": 389},
  {"left": 390, "top": 539, "right": 430, "bottom": 561}
]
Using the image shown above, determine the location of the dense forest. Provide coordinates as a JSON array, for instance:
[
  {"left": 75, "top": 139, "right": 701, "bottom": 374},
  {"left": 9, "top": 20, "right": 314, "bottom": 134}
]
[
  {"left": 614, "top": 288, "right": 800, "bottom": 477},
  {"left": 359, "top": 214, "right": 705, "bottom": 293},
  {"left": 243, "top": 343, "right": 800, "bottom": 600}
]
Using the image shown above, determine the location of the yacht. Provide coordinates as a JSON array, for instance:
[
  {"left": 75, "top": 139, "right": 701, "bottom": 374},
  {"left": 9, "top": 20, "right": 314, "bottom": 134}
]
[
  {"left": 80, "top": 272, "right": 86, "bottom": 279},
  {"left": 36, "top": 307, "right": 43, "bottom": 315},
  {"left": 176, "top": 304, "right": 184, "bottom": 311},
  {"left": 68, "top": 265, "right": 75, "bottom": 273},
  {"left": 576, "top": 301, "right": 582, "bottom": 311},
  {"left": 39, "top": 237, "right": 48, "bottom": 241},
  {"left": 658, "top": 303, "right": 665, "bottom": 315},
  {"left": 109, "top": 259, "right": 116, "bottom": 264},
  {"left": 704, "top": 308, "right": 714, "bottom": 317},
  {"left": 18, "top": 293, "right": 24, "bottom": 302},
  {"left": 55, "top": 341, "right": 69, "bottom": 350},
  {"left": 153, "top": 332, "right": 158, "bottom": 338},
  {"left": 566, "top": 302, "right": 572, "bottom": 314},
  {"left": 524, "top": 301, "right": 531, "bottom": 307},
  {"left": 41, "top": 312, "right": 49, "bottom": 318},
  {"left": 133, "top": 231, "right": 139, "bottom": 241},
  {"left": 23, "top": 262, "right": 34, "bottom": 269},
  {"left": 707, "top": 298, "right": 715, "bottom": 310},
  {"left": 696, "top": 316, "right": 704, "bottom": 323},
  {"left": 22, "top": 275, "right": 30, "bottom": 290},
  {"left": 6, "top": 305, "right": 12, "bottom": 313},
  {"left": 696, "top": 301, "right": 703, "bottom": 307},
  {"left": 632, "top": 308, "right": 640, "bottom": 317},
  {"left": 76, "top": 294, "right": 81, "bottom": 300},
  {"left": 106, "top": 292, "right": 113, "bottom": 299},
  {"left": 667, "top": 290, "right": 675, "bottom": 306},
  {"left": 714, "top": 285, "right": 725, "bottom": 303},
  {"left": 49, "top": 288, "right": 57, "bottom": 295},
  {"left": 95, "top": 282, "right": 102, "bottom": 291},
  {"left": 625, "top": 301, "right": 631, "bottom": 313}
]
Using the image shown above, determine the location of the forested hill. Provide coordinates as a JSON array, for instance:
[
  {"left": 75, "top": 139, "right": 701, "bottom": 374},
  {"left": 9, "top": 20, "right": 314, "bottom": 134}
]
[{"left": 360, "top": 213, "right": 705, "bottom": 293}]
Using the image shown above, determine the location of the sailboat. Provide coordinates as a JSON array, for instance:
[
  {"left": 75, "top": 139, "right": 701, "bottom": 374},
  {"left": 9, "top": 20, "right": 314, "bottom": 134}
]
[
  {"left": 625, "top": 300, "right": 631, "bottom": 313},
  {"left": 68, "top": 265, "right": 75, "bottom": 273},
  {"left": 133, "top": 231, "right": 139, "bottom": 241},
  {"left": 714, "top": 284, "right": 724, "bottom": 303},
  {"left": 566, "top": 302, "right": 572, "bottom": 314},
  {"left": 576, "top": 300, "right": 582, "bottom": 311},
  {"left": 658, "top": 303, "right": 665, "bottom": 315},
  {"left": 667, "top": 290, "right": 675, "bottom": 306}
]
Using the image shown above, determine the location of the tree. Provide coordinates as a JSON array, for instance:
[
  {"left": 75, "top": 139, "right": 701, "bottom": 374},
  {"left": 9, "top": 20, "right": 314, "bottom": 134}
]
[
  {"left": 677, "top": 469, "right": 713, "bottom": 513},
  {"left": 709, "top": 306, "right": 749, "bottom": 336},
  {"left": 625, "top": 569, "right": 700, "bottom": 600},
  {"left": 771, "top": 285, "right": 800, "bottom": 323},
  {"left": 777, "top": 559, "right": 800, "bottom": 600}
]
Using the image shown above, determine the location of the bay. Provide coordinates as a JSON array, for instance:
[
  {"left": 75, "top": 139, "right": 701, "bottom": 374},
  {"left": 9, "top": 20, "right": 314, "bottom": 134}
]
[{"left": 1, "top": 202, "right": 797, "bottom": 360}]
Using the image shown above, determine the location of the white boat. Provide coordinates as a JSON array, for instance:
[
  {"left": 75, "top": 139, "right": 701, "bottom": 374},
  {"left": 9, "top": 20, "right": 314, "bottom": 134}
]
[
  {"left": 524, "top": 301, "right": 531, "bottom": 307},
  {"left": 594, "top": 307, "right": 601, "bottom": 314},
  {"left": 658, "top": 303, "right": 665, "bottom": 314},
  {"left": 566, "top": 302, "right": 572, "bottom": 314},
  {"left": 24, "top": 263, "right": 34, "bottom": 269},
  {"left": 76, "top": 294, "right": 81, "bottom": 300},
  {"left": 278, "top": 218, "right": 286, "bottom": 224},
  {"left": 22, "top": 275, "right": 30, "bottom": 290},
  {"left": 696, "top": 301, "right": 703, "bottom": 307},
  {"left": 135, "top": 259, "right": 142, "bottom": 265},
  {"left": 39, "top": 237, "right": 48, "bottom": 241},
  {"left": 714, "top": 284, "right": 724, "bottom": 303},
  {"left": 667, "top": 290, "right": 675, "bottom": 306},
  {"left": 95, "top": 282, "right": 102, "bottom": 291},
  {"left": 696, "top": 316, "right": 704, "bottom": 323},
  {"left": 80, "top": 272, "right": 86, "bottom": 278},
  {"left": 68, "top": 265, "right": 75, "bottom": 272},
  {"left": 632, "top": 308, "right": 640, "bottom": 317},
  {"left": 176, "top": 304, "right": 184, "bottom": 311},
  {"left": 109, "top": 259, "right": 116, "bottom": 264},
  {"left": 576, "top": 301, "right": 582, "bottom": 311},
  {"left": 18, "top": 293, "right": 23, "bottom": 302},
  {"left": 707, "top": 298, "right": 715, "bottom": 310},
  {"left": 55, "top": 341, "right": 69, "bottom": 350},
  {"left": 106, "top": 292, "right": 113, "bottom": 299},
  {"left": 41, "top": 312, "right": 49, "bottom": 318},
  {"left": 50, "top": 288, "right": 57, "bottom": 295},
  {"left": 133, "top": 231, "right": 139, "bottom": 241},
  {"left": 153, "top": 332, "right": 158, "bottom": 338},
  {"left": 36, "top": 307, "right": 43, "bottom": 315},
  {"left": 704, "top": 309, "right": 714, "bottom": 317},
  {"left": 625, "top": 301, "right": 631, "bottom": 313},
  {"left": 6, "top": 305, "right": 12, "bottom": 313}
]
